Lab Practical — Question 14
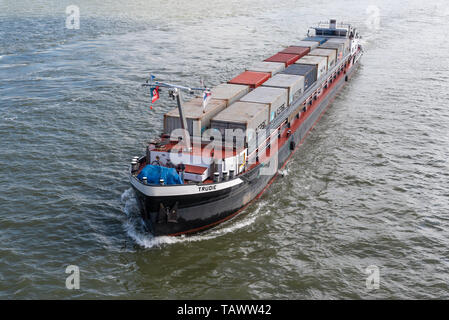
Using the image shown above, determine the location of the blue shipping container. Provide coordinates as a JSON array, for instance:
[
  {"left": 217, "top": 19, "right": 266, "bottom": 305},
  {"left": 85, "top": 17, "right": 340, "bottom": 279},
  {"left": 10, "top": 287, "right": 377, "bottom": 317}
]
[
  {"left": 281, "top": 64, "right": 317, "bottom": 91},
  {"left": 303, "top": 37, "right": 328, "bottom": 45}
]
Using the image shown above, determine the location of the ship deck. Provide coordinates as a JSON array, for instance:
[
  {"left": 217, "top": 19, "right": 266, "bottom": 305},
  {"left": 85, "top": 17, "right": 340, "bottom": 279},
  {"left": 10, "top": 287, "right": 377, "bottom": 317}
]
[{"left": 135, "top": 49, "right": 357, "bottom": 185}]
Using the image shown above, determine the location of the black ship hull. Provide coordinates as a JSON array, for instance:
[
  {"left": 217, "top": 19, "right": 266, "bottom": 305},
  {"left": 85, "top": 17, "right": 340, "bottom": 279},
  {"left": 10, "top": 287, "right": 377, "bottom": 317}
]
[{"left": 131, "top": 52, "right": 361, "bottom": 236}]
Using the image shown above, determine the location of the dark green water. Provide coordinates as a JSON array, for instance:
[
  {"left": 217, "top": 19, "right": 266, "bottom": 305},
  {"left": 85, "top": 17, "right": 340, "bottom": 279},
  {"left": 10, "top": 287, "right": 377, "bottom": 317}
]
[{"left": 1, "top": 0, "right": 449, "bottom": 299}]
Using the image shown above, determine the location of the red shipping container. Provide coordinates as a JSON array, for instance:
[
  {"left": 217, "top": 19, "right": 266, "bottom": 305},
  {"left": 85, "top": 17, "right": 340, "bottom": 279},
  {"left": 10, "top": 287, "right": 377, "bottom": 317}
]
[
  {"left": 264, "top": 53, "right": 300, "bottom": 66},
  {"left": 228, "top": 71, "right": 271, "bottom": 88},
  {"left": 279, "top": 46, "right": 310, "bottom": 57}
]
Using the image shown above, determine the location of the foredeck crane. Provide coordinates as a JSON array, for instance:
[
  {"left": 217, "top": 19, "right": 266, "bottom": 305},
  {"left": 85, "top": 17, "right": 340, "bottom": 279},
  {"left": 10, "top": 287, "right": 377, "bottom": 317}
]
[{"left": 142, "top": 76, "right": 210, "bottom": 152}]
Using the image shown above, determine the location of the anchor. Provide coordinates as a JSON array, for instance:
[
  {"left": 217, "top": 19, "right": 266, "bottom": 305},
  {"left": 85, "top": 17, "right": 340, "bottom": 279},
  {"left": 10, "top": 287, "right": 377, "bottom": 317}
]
[
  {"left": 157, "top": 202, "right": 179, "bottom": 224},
  {"left": 167, "top": 202, "right": 179, "bottom": 223}
]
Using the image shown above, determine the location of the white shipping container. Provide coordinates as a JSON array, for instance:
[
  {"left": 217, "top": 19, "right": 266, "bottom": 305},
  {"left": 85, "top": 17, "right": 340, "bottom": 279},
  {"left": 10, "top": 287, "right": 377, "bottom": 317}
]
[
  {"left": 164, "top": 98, "right": 227, "bottom": 137},
  {"left": 239, "top": 86, "right": 288, "bottom": 122},
  {"left": 326, "top": 37, "right": 350, "bottom": 56},
  {"left": 319, "top": 41, "right": 344, "bottom": 60},
  {"left": 211, "top": 101, "right": 270, "bottom": 144},
  {"left": 210, "top": 83, "right": 250, "bottom": 107},
  {"left": 246, "top": 61, "right": 285, "bottom": 76},
  {"left": 308, "top": 48, "right": 337, "bottom": 70},
  {"left": 292, "top": 40, "right": 320, "bottom": 50},
  {"left": 295, "top": 55, "right": 328, "bottom": 79},
  {"left": 262, "top": 74, "right": 304, "bottom": 106}
]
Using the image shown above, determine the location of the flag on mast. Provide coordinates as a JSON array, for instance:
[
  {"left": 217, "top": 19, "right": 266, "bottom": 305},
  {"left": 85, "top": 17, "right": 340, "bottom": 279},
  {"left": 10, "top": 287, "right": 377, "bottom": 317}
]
[
  {"left": 150, "top": 86, "right": 159, "bottom": 109},
  {"left": 150, "top": 86, "right": 160, "bottom": 103},
  {"left": 202, "top": 90, "right": 211, "bottom": 112}
]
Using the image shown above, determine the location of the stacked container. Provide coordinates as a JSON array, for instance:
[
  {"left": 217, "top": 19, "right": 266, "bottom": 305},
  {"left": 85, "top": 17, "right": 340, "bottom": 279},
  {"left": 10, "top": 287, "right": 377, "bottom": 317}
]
[
  {"left": 281, "top": 64, "right": 317, "bottom": 92},
  {"left": 302, "top": 36, "right": 328, "bottom": 45},
  {"left": 228, "top": 71, "right": 271, "bottom": 88},
  {"left": 279, "top": 46, "right": 310, "bottom": 58},
  {"left": 262, "top": 74, "right": 304, "bottom": 106},
  {"left": 295, "top": 55, "right": 328, "bottom": 80},
  {"left": 319, "top": 41, "right": 344, "bottom": 61},
  {"left": 308, "top": 48, "right": 337, "bottom": 70},
  {"left": 211, "top": 101, "right": 270, "bottom": 150},
  {"left": 246, "top": 61, "right": 285, "bottom": 76},
  {"left": 289, "top": 40, "right": 320, "bottom": 50},
  {"left": 264, "top": 53, "right": 300, "bottom": 67},
  {"left": 164, "top": 98, "right": 227, "bottom": 137},
  {"left": 326, "top": 38, "right": 350, "bottom": 56},
  {"left": 239, "top": 86, "right": 288, "bottom": 123},
  {"left": 210, "top": 83, "right": 250, "bottom": 107}
]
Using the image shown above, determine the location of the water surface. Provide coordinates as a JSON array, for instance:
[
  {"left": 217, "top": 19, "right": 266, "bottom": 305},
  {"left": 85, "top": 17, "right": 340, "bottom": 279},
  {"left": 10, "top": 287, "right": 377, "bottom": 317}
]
[{"left": 1, "top": 0, "right": 449, "bottom": 299}]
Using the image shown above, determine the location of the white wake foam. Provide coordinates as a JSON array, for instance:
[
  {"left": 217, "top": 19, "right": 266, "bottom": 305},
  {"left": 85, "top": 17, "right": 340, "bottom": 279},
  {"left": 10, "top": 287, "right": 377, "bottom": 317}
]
[
  {"left": 278, "top": 168, "right": 289, "bottom": 177},
  {"left": 120, "top": 188, "right": 267, "bottom": 248}
]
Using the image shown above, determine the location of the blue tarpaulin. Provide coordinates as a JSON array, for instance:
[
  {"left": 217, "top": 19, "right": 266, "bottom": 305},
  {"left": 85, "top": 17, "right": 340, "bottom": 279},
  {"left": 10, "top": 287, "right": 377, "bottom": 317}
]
[{"left": 137, "top": 165, "right": 183, "bottom": 185}]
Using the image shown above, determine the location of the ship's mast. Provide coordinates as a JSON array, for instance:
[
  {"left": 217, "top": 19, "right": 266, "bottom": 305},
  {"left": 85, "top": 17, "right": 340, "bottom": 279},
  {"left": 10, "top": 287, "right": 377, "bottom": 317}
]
[{"left": 143, "top": 77, "right": 210, "bottom": 152}]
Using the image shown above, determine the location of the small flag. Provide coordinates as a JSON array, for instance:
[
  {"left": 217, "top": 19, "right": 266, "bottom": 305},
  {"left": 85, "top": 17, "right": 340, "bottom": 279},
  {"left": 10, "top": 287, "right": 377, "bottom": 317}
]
[
  {"left": 151, "top": 86, "right": 160, "bottom": 103},
  {"left": 150, "top": 86, "right": 159, "bottom": 109},
  {"left": 202, "top": 90, "right": 211, "bottom": 112}
]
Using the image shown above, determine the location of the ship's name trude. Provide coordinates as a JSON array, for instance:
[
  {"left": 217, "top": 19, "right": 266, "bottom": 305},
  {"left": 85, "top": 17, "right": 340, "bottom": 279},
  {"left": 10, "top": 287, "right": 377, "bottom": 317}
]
[{"left": 198, "top": 185, "right": 217, "bottom": 192}]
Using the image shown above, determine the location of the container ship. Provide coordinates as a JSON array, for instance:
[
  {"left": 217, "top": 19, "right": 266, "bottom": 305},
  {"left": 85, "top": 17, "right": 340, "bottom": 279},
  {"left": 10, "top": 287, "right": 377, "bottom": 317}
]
[{"left": 129, "top": 20, "right": 363, "bottom": 236}]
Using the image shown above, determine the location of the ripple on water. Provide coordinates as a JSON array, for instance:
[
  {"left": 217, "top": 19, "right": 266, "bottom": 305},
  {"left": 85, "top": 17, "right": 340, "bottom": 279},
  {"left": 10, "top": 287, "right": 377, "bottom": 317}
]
[{"left": 1, "top": 0, "right": 449, "bottom": 299}]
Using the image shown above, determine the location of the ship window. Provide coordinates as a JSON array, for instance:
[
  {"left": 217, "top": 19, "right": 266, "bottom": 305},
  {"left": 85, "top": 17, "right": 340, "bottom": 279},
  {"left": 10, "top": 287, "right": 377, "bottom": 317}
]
[{"left": 315, "top": 28, "right": 347, "bottom": 37}]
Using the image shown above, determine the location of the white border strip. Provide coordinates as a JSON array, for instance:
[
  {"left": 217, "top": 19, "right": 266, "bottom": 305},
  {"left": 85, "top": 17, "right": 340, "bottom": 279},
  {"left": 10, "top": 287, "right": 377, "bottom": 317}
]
[{"left": 130, "top": 175, "right": 244, "bottom": 197}]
